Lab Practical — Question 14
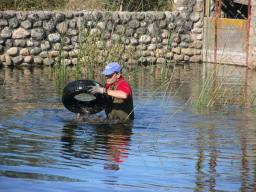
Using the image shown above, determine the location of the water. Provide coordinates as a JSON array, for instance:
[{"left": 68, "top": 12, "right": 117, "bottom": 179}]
[{"left": 1, "top": 65, "right": 256, "bottom": 192}]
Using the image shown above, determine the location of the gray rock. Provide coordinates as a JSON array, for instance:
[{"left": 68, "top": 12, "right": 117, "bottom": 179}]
[
  {"left": 21, "top": 20, "right": 32, "bottom": 29},
  {"left": 156, "top": 12, "right": 166, "bottom": 20},
  {"left": 69, "top": 50, "right": 79, "bottom": 57},
  {"left": 14, "top": 39, "right": 26, "bottom": 47},
  {"left": 12, "top": 55, "right": 23, "bottom": 65},
  {"left": 28, "top": 13, "right": 39, "bottom": 22},
  {"left": 181, "top": 48, "right": 194, "bottom": 56},
  {"left": 159, "top": 20, "right": 167, "bottom": 29},
  {"left": 145, "top": 14, "right": 157, "bottom": 22},
  {"left": 12, "top": 28, "right": 30, "bottom": 39},
  {"left": 168, "top": 23, "right": 176, "bottom": 30},
  {"left": 0, "top": 19, "right": 8, "bottom": 26},
  {"left": 9, "top": 17, "right": 20, "bottom": 29},
  {"left": 148, "top": 44, "right": 157, "bottom": 50},
  {"left": 148, "top": 23, "right": 160, "bottom": 35},
  {"left": 71, "top": 36, "right": 78, "bottom": 43},
  {"left": 191, "top": 42, "right": 202, "bottom": 49},
  {"left": 20, "top": 48, "right": 29, "bottom": 56},
  {"left": 64, "top": 59, "right": 72, "bottom": 65},
  {"left": 115, "top": 25, "right": 126, "bottom": 34},
  {"left": 172, "top": 47, "right": 181, "bottom": 54},
  {"left": 174, "top": 54, "right": 184, "bottom": 61},
  {"left": 30, "top": 47, "right": 41, "bottom": 55},
  {"left": 34, "top": 57, "right": 43, "bottom": 65},
  {"left": 56, "top": 22, "right": 68, "bottom": 34},
  {"left": 130, "top": 38, "right": 138, "bottom": 46},
  {"left": 43, "top": 58, "right": 54, "bottom": 66},
  {"left": 65, "top": 12, "right": 74, "bottom": 19},
  {"left": 190, "top": 13, "right": 200, "bottom": 22},
  {"left": 63, "top": 45, "right": 74, "bottom": 51},
  {"left": 2, "top": 12, "right": 15, "bottom": 19},
  {"left": 55, "top": 13, "right": 65, "bottom": 23},
  {"left": 166, "top": 52, "right": 173, "bottom": 59},
  {"left": 5, "top": 39, "right": 13, "bottom": 47},
  {"left": 106, "top": 20, "right": 114, "bottom": 32},
  {"left": 3, "top": 55, "right": 13, "bottom": 66},
  {"left": 63, "top": 37, "right": 71, "bottom": 45},
  {"left": 136, "top": 27, "right": 147, "bottom": 35},
  {"left": 139, "top": 35, "right": 151, "bottom": 44},
  {"left": 41, "top": 41, "right": 51, "bottom": 50},
  {"left": 180, "top": 41, "right": 189, "bottom": 48},
  {"left": 24, "top": 56, "right": 33, "bottom": 63},
  {"left": 151, "top": 37, "right": 162, "bottom": 43},
  {"left": 43, "top": 20, "right": 55, "bottom": 32},
  {"left": 92, "top": 11, "right": 102, "bottom": 21},
  {"left": 125, "top": 28, "right": 134, "bottom": 37},
  {"left": 190, "top": 55, "right": 201, "bottom": 63},
  {"left": 6, "top": 47, "right": 18, "bottom": 56},
  {"left": 184, "top": 55, "right": 190, "bottom": 61},
  {"left": 128, "top": 20, "right": 140, "bottom": 29},
  {"left": 69, "top": 19, "right": 77, "bottom": 28},
  {"left": 71, "top": 58, "right": 78, "bottom": 65},
  {"left": 16, "top": 13, "right": 27, "bottom": 20},
  {"left": 119, "top": 13, "right": 131, "bottom": 24},
  {"left": 39, "top": 51, "right": 48, "bottom": 58},
  {"left": 137, "top": 44, "right": 147, "bottom": 50},
  {"left": 49, "top": 51, "right": 59, "bottom": 57},
  {"left": 27, "top": 40, "right": 40, "bottom": 47},
  {"left": 33, "top": 21, "right": 43, "bottom": 27},
  {"left": 135, "top": 13, "right": 145, "bottom": 21},
  {"left": 67, "top": 29, "right": 78, "bottom": 36},
  {"left": 31, "top": 28, "right": 45, "bottom": 40},
  {"left": 1, "top": 27, "right": 12, "bottom": 39},
  {"left": 38, "top": 12, "right": 52, "bottom": 20},
  {"left": 53, "top": 43, "right": 61, "bottom": 50},
  {"left": 156, "top": 57, "right": 166, "bottom": 64},
  {"left": 165, "top": 12, "right": 175, "bottom": 22}
]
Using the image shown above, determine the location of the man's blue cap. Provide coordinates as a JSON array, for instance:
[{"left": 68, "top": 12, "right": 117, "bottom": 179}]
[{"left": 102, "top": 62, "right": 121, "bottom": 76}]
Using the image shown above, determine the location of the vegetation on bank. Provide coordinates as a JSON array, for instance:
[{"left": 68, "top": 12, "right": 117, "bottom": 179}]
[{"left": 0, "top": 0, "right": 174, "bottom": 11}]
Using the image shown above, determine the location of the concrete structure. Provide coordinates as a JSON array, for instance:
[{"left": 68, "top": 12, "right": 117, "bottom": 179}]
[{"left": 0, "top": 0, "right": 256, "bottom": 69}]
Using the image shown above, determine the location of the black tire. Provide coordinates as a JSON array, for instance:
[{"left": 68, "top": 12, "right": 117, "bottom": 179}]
[{"left": 62, "top": 80, "right": 106, "bottom": 114}]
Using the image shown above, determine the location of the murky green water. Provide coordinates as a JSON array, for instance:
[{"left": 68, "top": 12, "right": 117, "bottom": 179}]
[{"left": 1, "top": 64, "right": 256, "bottom": 192}]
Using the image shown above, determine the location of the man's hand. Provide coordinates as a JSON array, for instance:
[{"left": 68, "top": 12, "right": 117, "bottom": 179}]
[{"left": 88, "top": 85, "right": 105, "bottom": 94}]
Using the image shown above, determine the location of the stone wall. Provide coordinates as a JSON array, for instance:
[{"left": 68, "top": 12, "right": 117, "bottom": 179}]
[{"left": 0, "top": 1, "right": 204, "bottom": 67}]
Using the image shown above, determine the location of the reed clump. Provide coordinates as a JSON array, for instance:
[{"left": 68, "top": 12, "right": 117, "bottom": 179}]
[
  {"left": 50, "top": 26, "right": 135, "bottom": 85},
  {"left": 189, "top": 65, "right": 247, "bottom": 111}
]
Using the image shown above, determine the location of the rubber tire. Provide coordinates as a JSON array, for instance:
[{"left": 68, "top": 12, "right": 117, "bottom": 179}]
[{"left": 62, "top": 80, "right": 106, "bottom": 114}]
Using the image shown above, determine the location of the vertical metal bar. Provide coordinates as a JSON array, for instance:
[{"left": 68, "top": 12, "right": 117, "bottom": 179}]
[
  {"left": 246, "top": 0, "right": 251, "bottom": 68},
  {"left": 244, "top": 0, "right": 251, "bottom": 107},
  {"left": 214, "top": 0, "right": 221, "bottom": 64}
]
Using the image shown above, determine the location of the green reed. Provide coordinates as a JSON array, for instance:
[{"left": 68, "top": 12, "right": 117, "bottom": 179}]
[
  {"left": 50, "top": 25, "right": 135, "bottom": 84},
  {"left": 190, "top": 65, "right": 247, "bottom": 111}
]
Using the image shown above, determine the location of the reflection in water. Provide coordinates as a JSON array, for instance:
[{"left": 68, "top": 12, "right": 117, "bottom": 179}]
[
  {"left": 61, "top": 121, "right": 132, "bottom": 171},
  {"left": 1, "top": 64, "right": 256, "bottom": 191}
]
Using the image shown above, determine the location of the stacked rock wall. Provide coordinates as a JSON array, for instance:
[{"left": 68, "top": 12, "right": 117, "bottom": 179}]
[{"left": 0, "top": 1, "right": 203, "bottom": 67}]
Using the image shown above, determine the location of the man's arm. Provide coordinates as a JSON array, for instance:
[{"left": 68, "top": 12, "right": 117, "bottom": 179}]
[{"left": 106, "top": 89, "right": 128, "bottom": 99}]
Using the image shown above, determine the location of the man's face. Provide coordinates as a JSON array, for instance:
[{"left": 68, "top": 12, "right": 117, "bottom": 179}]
[{"left": 105, "top": 73, "right": 119, "bottom": 84}]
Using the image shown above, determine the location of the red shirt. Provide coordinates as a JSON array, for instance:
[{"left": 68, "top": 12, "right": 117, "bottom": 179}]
[{"left": 106, "top": 76, "right": 132, "bottom": 97}]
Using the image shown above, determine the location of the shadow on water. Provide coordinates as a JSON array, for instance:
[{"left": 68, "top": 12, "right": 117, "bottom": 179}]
[{"left": 61, "top": 118, "right": 132, "bottom": 171}]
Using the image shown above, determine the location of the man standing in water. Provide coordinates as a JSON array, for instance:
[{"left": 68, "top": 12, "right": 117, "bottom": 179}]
[{"left": 89, "top": 62, "right": 134, "bottom": 122}]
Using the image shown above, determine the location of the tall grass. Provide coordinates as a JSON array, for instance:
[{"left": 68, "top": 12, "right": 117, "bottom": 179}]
[
  {"left": 50, "top": 26, "right": 137, "bottom": 85},
  {"left": 189, "top": 64, "right": 247, "bottom": 111}
]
